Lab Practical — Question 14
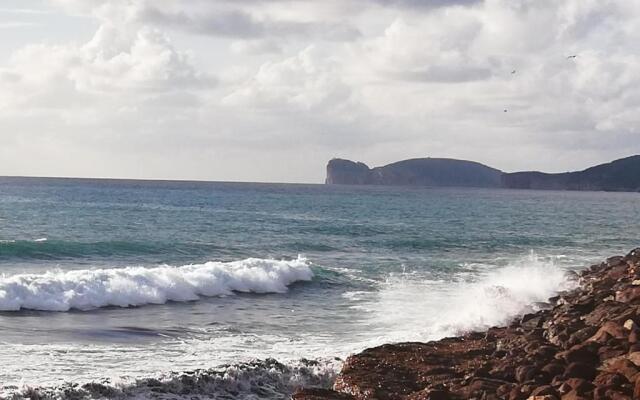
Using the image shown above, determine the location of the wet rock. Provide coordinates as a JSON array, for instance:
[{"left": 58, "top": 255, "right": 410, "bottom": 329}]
[
  {"left": 530, "top": 385, "right": 558, "bottom": 397},
  {"left": 557, "top": 343, "right": 599, "bottom": 364},
  {"left": 593, "top": 372, "right": 628, "bottom": 388},
  {"left": 598, "top": 346, "right": 627, "bottom": 360},
  {"left": 616, "top": 286, "right": 640, "bottom": 303},
  {"left": 406, "top": 388, "right": 451, "bottom": 400},
  {"left": 516, "top": 366, "right": 539, "bottom": 383},
  {"left": 563, "top": 362, "right": 596, "bottom": 381},
  {"left": 590, "top": 321, "right": 627, "bottom": 341},
  {"left": 292, "top": 389, "right": 355, "bottom": 400},
  {"left": 602, "top": 358, "right": 640, "bottom": 381},
  {"left": 559, "top": 390, "right": 590, "bottom": 400}
]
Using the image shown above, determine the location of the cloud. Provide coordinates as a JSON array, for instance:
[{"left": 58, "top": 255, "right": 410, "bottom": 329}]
[
  {"left": 371, "top": 0, "right": 482, "bottom": 9},
  {"left": 0, "top": 0, "right": 638, "bottom": 182},
  {"left": 355, "top": 16, "right": 494, "bottom": 82},
  {"left": 230, "top": 39, "right": 282, "bottom": 55},
  {"left": 222, "top": 46, "right": 353, "bottom": 112},
  {"left": 0, "top": 22, "right": 40, "bottom": 28}
]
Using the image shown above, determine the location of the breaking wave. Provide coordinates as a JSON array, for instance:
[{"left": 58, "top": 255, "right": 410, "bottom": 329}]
[
  {"left": 367, "top": 252, "right": 578, "bottom": 343},
  {"left": 0, "top": 256, "right": 312, "bottom": 311},
  {"left": 4, "top": 358, "right": 340, "bottom": 400}
]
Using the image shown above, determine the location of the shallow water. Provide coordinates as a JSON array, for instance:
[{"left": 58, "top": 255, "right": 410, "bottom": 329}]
[{"left": 0, "top": 177, "right": 639, "bottom": 398}]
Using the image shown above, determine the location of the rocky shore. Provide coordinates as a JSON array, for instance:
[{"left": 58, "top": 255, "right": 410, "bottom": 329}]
[{"left": 294, "top": 248, "right": 640, "bottom": 400}]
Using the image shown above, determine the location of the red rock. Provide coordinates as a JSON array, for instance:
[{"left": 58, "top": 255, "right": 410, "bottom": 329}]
[
  {"left": 557, "top": 343, "right": 599, "bottom": 364},
  {"left": 616, "top": 286, "right": 640, "bottom": 303},
  {"left": 562, "top": 378, "right": 594, "bottom": 394},
  {"left": 590, "top": 321, "right": 627, "bottom": 342},
  {"left": 563, "top": 362, "right": 597, "bottom": 380},
  {"left": 516, "top": 365, "right": 538, "bottom": 383},
  {"left": 292, "top": 388, "right": 355, "bottom": 400},
  {"left": 541, "top": 362, "right": 565, "bottom": 377},
  {"left": 560, "top": 390, "right": 590, "bottom": 400},
  {"left": 593, "top": 371, "right": 628, "bottom": 387},
  {"left": 629, "top": 330, "right": 640, "bottom": 344},
  {"left": 603, "top": 391, "right": 632, "bottom": 400},
  {"left": 530, "top": 385, "right": 558, "bottom": 396},
  {"left": 627, "top": 351, "right": 640, "bottom": 366},
  {"left": 598, "top": 346, "right": 627, "bottom": 360},
  {"left": 406, "top": 388, "right": 451, "bottom": 400},
  {"left": 603, "top": 358, "right": 640, "bottom": 381}
]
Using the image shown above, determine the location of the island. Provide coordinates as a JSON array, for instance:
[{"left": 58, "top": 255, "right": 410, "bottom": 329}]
[{"left": 325, "top": 155, "right": 640, "bottom": 192}]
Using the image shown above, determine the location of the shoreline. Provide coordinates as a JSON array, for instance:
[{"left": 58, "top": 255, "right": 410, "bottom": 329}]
[{"left": 294, "top": 248, "right": 640, "bottom": 400}]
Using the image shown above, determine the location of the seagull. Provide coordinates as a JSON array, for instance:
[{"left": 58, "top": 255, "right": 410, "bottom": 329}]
[
  {"left": 567, "top": 55, "right": 577, "bottom": 59},
  {"left": 511, "top": 70, "right": 516, "bottom": 74},
  {"left": 504, "top": 109, "right": 508, "bottom": 112}
]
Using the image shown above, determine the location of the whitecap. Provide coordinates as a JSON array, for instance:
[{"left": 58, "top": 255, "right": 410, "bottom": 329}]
[{"left": 0, "top": 256, "right": 312, "bottom": 311}]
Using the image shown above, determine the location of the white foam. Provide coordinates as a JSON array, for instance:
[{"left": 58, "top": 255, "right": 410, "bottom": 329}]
[
  {"left": 364, "top": 252, "right": 576, "bottom": 343},
  {"left": 0, "top": 256, "right": 312, "bottom": 311},
  {"left": 3, "top": 357, "right": 341, "bottom": 400}
]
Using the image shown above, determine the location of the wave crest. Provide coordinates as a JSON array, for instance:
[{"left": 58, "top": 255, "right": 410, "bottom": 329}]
[
  {"left": 6, "top": 358, "right": 340, "bottom": 400},
  {"left": 0, "top": 256, "right": 312, "bottom": 311}
]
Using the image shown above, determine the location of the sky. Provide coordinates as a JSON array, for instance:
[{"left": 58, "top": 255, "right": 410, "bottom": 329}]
[{"left": 0, "top": 0, "right": 639, "bottom": 183}]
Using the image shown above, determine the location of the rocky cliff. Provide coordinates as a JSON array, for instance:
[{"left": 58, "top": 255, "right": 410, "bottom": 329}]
[
  {"left": 501, "top": 155, "right": 640, "bottom": 191},
  {"left": 326, "top": 155, "right": 640, "bottom": 192},
  {"left": 295, "top": 248, "right": 640, "bottom": 400},
  {"left": 326, "top": 158, "right": 503, "bottom": 188}
]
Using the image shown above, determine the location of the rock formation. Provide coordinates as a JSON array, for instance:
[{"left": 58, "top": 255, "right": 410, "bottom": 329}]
[
  {"left": 294, "top": 248, "right": 640, "bottom": 399},
  {"left": 325, "top": 155, "right": 640, "bottom": 192},
  {"left": 501, "top": 155, "right": 640, "bottom": 191},
  {"left": 325, "top": 158, "right": 503, "bottom": 188}
]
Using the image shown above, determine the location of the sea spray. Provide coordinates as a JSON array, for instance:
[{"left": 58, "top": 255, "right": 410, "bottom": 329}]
[
  {"left": 365, "top": 252, "right": 577, "bottom": 343},
  {"left": 0, "top": 256, "right": 312, "bottom": 311}
]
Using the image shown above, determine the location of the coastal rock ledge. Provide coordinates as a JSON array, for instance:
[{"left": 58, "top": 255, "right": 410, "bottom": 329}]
[{"left": 294, "top": 248, "right": 640, "bottom": 400}]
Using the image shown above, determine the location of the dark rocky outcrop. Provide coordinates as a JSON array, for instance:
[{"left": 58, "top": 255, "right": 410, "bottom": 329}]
[
  {"left": 325, "top": 155, "right": 640, "bottom": 192},
  {"left": 294, "top": 248, "right": 640, "bottom": 400},
  {"left": 325, "top": 158, "right": 502, "bottom": 188},
  {"left": 502, "top": 155, "right": 640, "bottom": 191},
  {"left": 325, "top": 159, "right": 373, "bottom": 185}
]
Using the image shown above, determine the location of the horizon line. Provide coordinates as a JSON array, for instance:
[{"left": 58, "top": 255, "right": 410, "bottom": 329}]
[{"left": 0, "top": 174, "right": 322, "bottom": 186}]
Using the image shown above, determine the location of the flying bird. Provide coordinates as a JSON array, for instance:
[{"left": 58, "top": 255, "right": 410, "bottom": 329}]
[
  {"left": 503, "top": 109, "right": 508, "bottom": 113},
  {"left": 567, "top": 55, "right": 578, "bottom": 59},
  {"left": 511, "top": 70, "right": 516, "bottom": 74}
]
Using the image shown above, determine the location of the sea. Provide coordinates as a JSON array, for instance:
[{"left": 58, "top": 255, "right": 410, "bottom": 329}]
[{"left": 0, "top": 177, "right": 639, "bottom": 399}]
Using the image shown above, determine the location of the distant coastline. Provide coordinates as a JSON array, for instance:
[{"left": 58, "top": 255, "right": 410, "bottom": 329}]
[{"left": 325, "top": 155, "right": 640, "bottom": 192}]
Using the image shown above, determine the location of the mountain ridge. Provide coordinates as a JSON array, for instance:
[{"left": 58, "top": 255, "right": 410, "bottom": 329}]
[{"left": 325, "top": 155, "right": 640, "bottom": 192}]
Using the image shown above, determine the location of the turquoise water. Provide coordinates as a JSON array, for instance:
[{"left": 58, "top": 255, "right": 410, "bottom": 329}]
[{"left": 0, "top": 177, "right": 639, "bottom": 397}]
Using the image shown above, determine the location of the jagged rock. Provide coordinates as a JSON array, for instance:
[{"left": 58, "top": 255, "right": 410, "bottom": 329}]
[
  {"left": 292, "top": 388, "right": 355, "bottom": 400},
  {"left": 615, "top": 286, "right": 640, "bottom": 303}
]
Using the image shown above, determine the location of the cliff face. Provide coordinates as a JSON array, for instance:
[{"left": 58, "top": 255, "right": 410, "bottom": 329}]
[
  {"left": 326, "top": 158, "right": 502, "bottom": 188},
  {"left": 325, "top": 159, "right": 372, "bottom": 184},
  {"left": 326, "top": 155, "right": 640, "bottom": 192},
  {"left": 502, "top": 155, "right": 640, "bottom": 191}
]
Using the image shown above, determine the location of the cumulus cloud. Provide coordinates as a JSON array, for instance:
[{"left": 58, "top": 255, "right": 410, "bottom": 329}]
[
  {"left": 0, "top": 0, "right": 638, "bottom": 181},
  {"left": 223, "top": 46, "right": 353, "bottom": 112}
]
